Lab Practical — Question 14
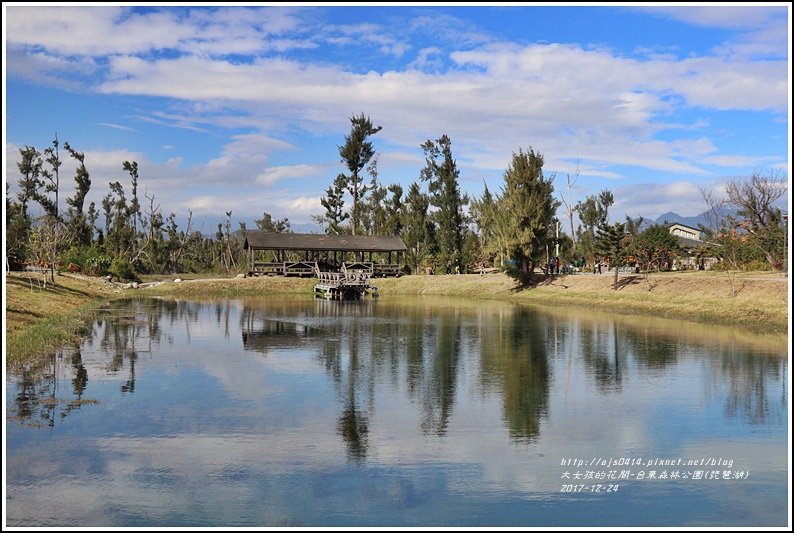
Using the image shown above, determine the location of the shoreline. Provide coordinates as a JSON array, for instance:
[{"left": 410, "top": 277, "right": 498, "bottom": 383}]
[{"left": 5, "top": 270, "right": 788, "bottom": 366}]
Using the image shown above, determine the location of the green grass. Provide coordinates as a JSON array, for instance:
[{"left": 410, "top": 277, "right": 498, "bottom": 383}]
[{"left": 6, "top": 299, "right": 110, "bottom": 368}]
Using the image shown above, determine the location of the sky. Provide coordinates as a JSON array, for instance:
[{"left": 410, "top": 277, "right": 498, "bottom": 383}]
[{"left": 3, "top": 3, "right": 791, "bottom": 233}]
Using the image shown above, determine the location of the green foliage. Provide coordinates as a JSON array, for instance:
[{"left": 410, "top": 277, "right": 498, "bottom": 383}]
[
  {"left": 630, "top": 225, "right": 681, "bottom": 272},
  {"left": 338, "top": 113, "right": 382, "bottom": 234},
  {"left": 85, "top": 253, "right": 111, "bottom": 276},
  {"left": 499, "top": 147, "right": 557, "bottom": 274},
  {"left": 575, "top": 189, "right": 614, "bottom": 259},
  {"left": 403, "top": 181, "right": 435, "bottom": 273},
  {"left": 108, "top": 257, "right": 137, "bottom": 281},
  {"left": 255, "top": 212, "right": 291, "bottom": 233},
  {"left": 420, "top": 134, "right": 467, "bottom": 266},
  {"left": 596, "top": 221, "right": 627, "bottom": 289},
  {"left": 317, "top": 173, "right": 350, "bottom": 234}
]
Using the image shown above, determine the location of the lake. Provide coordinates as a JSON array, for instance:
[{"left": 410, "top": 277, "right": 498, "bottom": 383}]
[{"left": 5, "top": 296, "right": 788, "bottom": 526}]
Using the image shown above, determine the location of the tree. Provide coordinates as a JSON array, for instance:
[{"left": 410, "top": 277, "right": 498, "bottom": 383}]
[
  {"left": 6, "top": 183, "right": 29, "bottom": 270},
  {"left": 559, "top": 169, "right": 579, "bottom": 255},
  {"left": 383, "top": 184, "right": 404, "bottom": 236},
  {"left": 41, "top": 133, "right": 62, "bottom": 219},
  {"left": 403, "top": 182, "right": 434, "bottom": 273},
  {"left": 499, "top": 147, "right": 556, "bottom": 275},
  {"left": 724, "top": 170, "right": 787, "bottom": 270},
  {"left": 315, "top": 173, "right": 350, "bottom": 234},
  {"left": 338, "top": 113, "right": 382, "bottom": 235},
  {"left": 630, "top": 225, "right": 681, "bottom": 288},
  {"left": 122, "top": 161, "right": 142, "bottom": 260},
  {"left": 596, "top": 221, "right": 627, "bottom": 290},
  {"left": 28, "top": 215, "right": 73, "bottom": 286},
  {"left": 255, "top": 212, "right": 291, "bottom": 233},
  {"left": 575, "top": 189, "right": 613, "bottom": 258},
  {"left": 420, "top": 134, "right": 467, "bottom": 267},
  {"left": 16, "top": 146, "right": 44, "bottom": 217},
  {"left": 64, "top": 142, "right": 93, "bottom": 246}
]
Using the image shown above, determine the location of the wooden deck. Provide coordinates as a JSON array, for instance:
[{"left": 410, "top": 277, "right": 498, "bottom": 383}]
[{"left": 314, "top": 266, "right": 378, "bottom": 300}]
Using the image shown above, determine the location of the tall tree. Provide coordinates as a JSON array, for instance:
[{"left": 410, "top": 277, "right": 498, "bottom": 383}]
[
  {"left": 16, "top": 146, "right": 44, "bottom": 217},
  {"left": 500, "top": 147, "right": 556, "bottom": 275},
  {"left": 575, "top": 189, "right": 613, "bottom": 258},
  {"left": 559, "top": 169, "right": 579, "bottom": 255},
  {"left": 420, "top": 134, "right": 467, "bottom": 266},
  {"left": 338, "top": 113, "right": 382, "bottom": 235},
  {"left": 403, "top": 182, "right": 434, "bottom": 273},
  {"left": 41, "top": 133, "right": 62, "bottom": 219},
  {"left": 122, "top": 161, "right": 142, "bottom": 258},
  {"left": 383, "top": 184, "right": 404, "bottom": 236},
  {"left": 64, "top": 142, "right": 93, "bottom": 245}
]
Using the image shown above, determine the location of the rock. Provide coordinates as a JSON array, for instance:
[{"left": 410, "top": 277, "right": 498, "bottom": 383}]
[
  {"left": 123, "top": 283, "right": 132, "bottom": 289},
  {"left": 174, "top": 278, "right": 182, "bottom": 283},
  {"left": 106, "top": 275, "right": 113, "bottom": 282},
  {"left": 236, "top": 273, "right": 246, "bottom": 279},
  {"left": 131, "top": 282, "right": 139, "bottom": 288}
]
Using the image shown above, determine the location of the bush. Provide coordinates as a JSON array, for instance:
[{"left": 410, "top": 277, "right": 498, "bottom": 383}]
[
  {"left": 108, "top": 257, "right": 138, "bottom": 281},
  {"left": 85, "top": 253, "right": 111, "bottom": 276}
]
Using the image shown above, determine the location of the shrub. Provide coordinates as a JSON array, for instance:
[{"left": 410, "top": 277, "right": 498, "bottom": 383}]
[
  {"left": 85, "top": 254, "right": 111, "bottom": 276},
  {"left": 108, "top": 257, "right": 138, "bottom": 281}
]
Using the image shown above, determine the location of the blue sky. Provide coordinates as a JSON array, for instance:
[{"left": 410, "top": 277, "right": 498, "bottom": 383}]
[{"left": 3, "top": 4, "right": 790, "bottom": 232}]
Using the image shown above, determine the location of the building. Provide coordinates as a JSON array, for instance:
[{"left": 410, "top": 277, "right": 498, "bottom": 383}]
[{"left": 666, "top": 223, "right": 717, "bottom": 270}]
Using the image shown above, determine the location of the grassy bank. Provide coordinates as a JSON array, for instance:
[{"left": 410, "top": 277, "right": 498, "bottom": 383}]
[
  {"left": 376, "top": 270, "right": 789, "bottom": 332},
  {"left": 5, "top": 272, "right": 120, "bottom": 367},
  {"left": 5, "top": 269, "right": 788, "bottom": 367}
]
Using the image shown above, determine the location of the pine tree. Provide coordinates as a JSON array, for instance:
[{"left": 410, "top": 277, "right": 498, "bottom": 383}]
[
  {"left": 420, "top": 134, "right": 466, "bottom": 267},
  {"left": 596, "top": 221, "right": 627, "bottom": 290},
  {"left": 338, "top": 113, "right": 381, "bottom": 235},
  {"left": 500, "top": 147, "right": 556, "bottom": 275}
]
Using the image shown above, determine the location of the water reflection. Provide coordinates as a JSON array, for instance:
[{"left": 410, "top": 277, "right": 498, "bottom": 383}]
[
  {"left": 5, "top": 295, "right": 788, "bottom": 526},
  {"left": 479, "top": 307, "right": 549, "bottom": 442}
]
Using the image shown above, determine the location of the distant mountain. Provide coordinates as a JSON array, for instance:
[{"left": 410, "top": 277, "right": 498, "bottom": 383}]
[{"left": 653, "top": 211, "right": 710, "bottom": 229}]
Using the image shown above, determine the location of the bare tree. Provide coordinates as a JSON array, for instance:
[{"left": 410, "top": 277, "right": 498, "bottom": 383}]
[
  {"left": 28, "top": 215, "right": 73, "bottom": 287},
  {"left": 724, "top": 170, "right": 787, "bottom": 270},
  {"left": 559, "top": 169, "right": 579, "bottom": 256}
]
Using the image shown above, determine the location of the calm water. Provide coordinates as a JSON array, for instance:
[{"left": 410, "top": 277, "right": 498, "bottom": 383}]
[{"left": 5, "top": 296, "right": 788, "bottom": 527}]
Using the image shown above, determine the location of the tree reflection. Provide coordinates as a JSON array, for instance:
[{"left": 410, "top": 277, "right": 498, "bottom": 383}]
[
  {"left": 715, "top": 352, "right": 786, "bottom": 425},
  {"left": 419, "top": 311, "right": 462, "bottom": 436},
  {"left": 480, "top": 307, "right": 550, "bottom": 443},
  {"left": 578, "top": 321, "right": 627, "bottom": 393}
]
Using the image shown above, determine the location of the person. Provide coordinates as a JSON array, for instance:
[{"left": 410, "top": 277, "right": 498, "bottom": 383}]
[
  {"left": 480, "top": 260, "right": 485, "bottom": 276},
  {"left": 581, "top": 256, "right": 587, "bottom": 270},
  {"left": 455, "top": 262, "right": 461, "bottom": 275},
  {"left": 446, "top": 260, "right": 452, "bottom": 275},
  {"left": 555, "top": 256, "right": 560, "bottom": 275}
]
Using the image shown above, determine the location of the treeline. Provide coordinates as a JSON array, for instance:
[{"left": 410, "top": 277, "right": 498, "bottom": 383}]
[{"left": 6, "top": 122, "right": 787, "bottom": 283}]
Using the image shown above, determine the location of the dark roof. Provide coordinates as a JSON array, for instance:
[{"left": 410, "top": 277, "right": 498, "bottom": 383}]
[
  {"left": 244, "top": 231, "right": 407, "bottom": 252},
  {"left": 676, "top": 235, "right": 708, "bottom": 249},
  {"left": 667, "top": 222, "right": 702, "bottom": 233}
]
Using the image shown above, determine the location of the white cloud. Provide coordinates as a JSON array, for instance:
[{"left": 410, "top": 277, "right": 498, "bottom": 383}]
[
  {"left": 255, "top": 164, "right": 326, "bottom": 185},
  {"left": 639, "top": 6, "right": 785, "bottom": 30},
  {"left": 613, "top": 181, "right": 709, "bottom": 220},
  {"left": 4, "top": 7, "right": 787, "bottom": 225},
  {"left": 275, "top": 196, "right": 323, "bottom": 214},
  {"left": 96, "top": 122, "right": 140, "bottom": 133}
]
